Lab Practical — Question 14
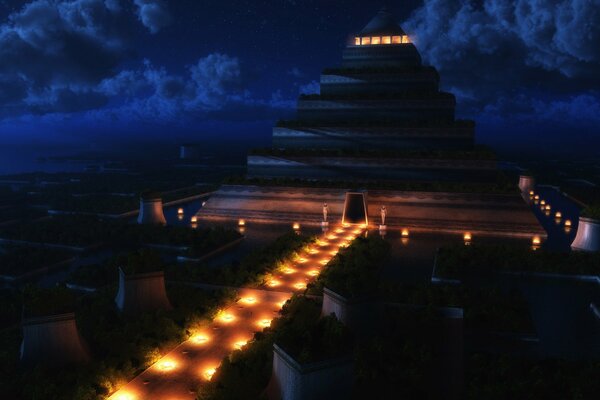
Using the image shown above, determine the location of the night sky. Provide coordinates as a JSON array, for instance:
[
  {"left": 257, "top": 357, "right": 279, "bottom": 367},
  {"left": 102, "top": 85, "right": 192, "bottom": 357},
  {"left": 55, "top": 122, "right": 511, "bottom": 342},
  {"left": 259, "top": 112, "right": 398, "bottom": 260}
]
[{"left": 0, "top": 0, "right": 599, "bottom": 156}]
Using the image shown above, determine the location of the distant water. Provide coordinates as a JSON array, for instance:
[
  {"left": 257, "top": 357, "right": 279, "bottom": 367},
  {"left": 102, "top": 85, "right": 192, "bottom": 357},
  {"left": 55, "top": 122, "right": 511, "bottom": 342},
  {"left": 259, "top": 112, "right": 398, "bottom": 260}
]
[{"left": 0, "top": 145, "right": 87, "bottom": 175}]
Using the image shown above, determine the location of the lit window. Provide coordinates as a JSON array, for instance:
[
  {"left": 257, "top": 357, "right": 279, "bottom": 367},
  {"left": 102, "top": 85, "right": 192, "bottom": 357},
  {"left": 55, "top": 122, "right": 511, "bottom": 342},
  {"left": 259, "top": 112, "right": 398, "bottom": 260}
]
[
  {"left": 392, "top": 36, "right": 401, "bottom": 44},
  {"left": 361, "top": 37, "right": 371, "bottom": 45},
  {"left": 354, "top": 37, "right": 360, "bottom": 45},
  {"left": 371, "top": 36, "right": 381, "bottom": 45},
  {"left": 382, "top": 36, "right": 391, "bottom": 44},
  {"left": 402, "top": 35, "right": 410, "bottom": 43}
]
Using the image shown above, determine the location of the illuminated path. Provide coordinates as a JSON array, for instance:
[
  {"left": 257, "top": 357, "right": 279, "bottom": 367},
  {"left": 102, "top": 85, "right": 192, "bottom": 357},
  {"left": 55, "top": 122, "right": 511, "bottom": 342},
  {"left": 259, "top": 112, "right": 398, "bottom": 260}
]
[{"left": 109, "top": 224, "right": 362, "bottom": 400}]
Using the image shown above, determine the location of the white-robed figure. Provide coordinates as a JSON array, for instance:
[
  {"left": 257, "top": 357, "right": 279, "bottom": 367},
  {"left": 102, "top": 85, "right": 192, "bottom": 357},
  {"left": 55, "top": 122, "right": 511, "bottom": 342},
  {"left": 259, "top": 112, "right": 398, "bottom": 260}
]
[
  {"left": 380, "top": 205, "right": 387, "bottom": 226},
  {"left": 323, "top": 203, "right": 329, "bottom": 222}
]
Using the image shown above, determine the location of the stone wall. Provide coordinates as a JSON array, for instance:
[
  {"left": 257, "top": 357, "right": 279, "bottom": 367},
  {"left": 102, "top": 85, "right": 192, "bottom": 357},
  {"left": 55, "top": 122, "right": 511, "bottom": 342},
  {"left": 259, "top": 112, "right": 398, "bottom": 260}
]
[
  {"left": 197, "top": 185, "right": 546, "bottom": 239},
  {"left": 265, "top": 344, "right": 353, "bottom": 400},
  {"left": 321, "top": 287, "right": 377, "bottom": 334},
  {"left": 20, "top": 313, "right": 89, "bottom": 366},
  {"left": 272, "top": 125, "right": 474, "bottom": 151},
  {"left": 248, "top": 155, "right": 497, "bottom": 182},
  {"left": 296, "top": 97, "right": 455, "bottom": 122}
]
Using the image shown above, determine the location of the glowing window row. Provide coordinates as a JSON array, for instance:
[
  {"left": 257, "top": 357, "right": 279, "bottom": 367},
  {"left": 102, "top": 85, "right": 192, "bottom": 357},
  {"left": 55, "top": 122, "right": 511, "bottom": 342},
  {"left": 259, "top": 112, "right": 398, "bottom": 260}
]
[{"left": 354, "top": 35, "right": 410, "bottom": 46}]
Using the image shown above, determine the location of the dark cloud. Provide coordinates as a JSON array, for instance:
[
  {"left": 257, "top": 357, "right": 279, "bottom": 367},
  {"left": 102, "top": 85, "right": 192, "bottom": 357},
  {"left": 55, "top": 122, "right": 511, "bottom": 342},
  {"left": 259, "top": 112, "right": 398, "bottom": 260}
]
[
  {"left": 0, "top": 0, "right": 173, "bottom": 117},
  {"left": 403, "top": 0, "right": 600, "bottom": 122},
  {"left": 481, "top": 92, "right": 600, "bottom": 124},
  {"left": 133, "top": 0, "right": 171, "bottom": 34},
  {"left": 298, "top": 80, "right": 319, "bottom": 95},
  {"left": 404, "top": 0, "right": 600, "bottom": 77},
  {"left": 0, "top": 0, "right": 130, "bottom": 113},
  {"left": 288, "top": 67, "right": 304, "bottom": 78},
  {"left": 91, "top": 53, "right": 292, "bottom": 123}
]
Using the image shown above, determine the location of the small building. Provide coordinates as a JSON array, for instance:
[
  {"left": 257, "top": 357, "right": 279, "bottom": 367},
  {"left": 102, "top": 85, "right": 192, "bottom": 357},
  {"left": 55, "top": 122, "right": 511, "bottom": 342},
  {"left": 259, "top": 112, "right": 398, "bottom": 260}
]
[
  {"left": 20, "top": 288, "right": 89, "bottom": 367},
  {"left": 571, "top": 217, "right": 600, "bottom": 252},
  {"left": 137, "top": 191, "right": 167, "bottom": 225},
  {"left": 115, "top": 267, "right": 172, "bottom": 315},
  {"left": 266, "top": 344, "right": 353, "bottom": 400}
]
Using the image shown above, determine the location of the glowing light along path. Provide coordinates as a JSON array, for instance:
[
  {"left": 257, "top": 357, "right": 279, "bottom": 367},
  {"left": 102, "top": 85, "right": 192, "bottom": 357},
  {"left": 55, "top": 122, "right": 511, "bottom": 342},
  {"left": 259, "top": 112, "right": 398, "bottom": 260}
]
[{"left": 109, "top": 224, "right": 361, "bottom": 400}]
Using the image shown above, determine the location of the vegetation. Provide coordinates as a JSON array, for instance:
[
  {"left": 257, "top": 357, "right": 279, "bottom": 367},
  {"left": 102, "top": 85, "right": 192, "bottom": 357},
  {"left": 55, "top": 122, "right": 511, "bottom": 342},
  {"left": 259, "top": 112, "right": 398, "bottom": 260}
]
[
  {"left": 352, "top": 305, "right": 443, "bottom": 399},
  {"left": 168, "top": 231, "right": 314, "bottom": 287},
  {"left": 0, "top": 284, "right": 234, "bottom": 399},
  {"left": 250, "top": 146, "right": 496, "bottom": 160},
  {"left": 118, "top": 249, "right": 163, "bottom": 275},
  {"left": 198, "top": 295, "right": 351, "bottom": 400},
  {"left": 22, "top": 285, "right": 75, "bottom": 318},
  {"left": 581, "top": 204, "right": 600, "bottom": 220},
  {"left": 48, "top": 194, "right": 138, "bottom": 215},
  {"left": 308, "top": 235, "right": 390, "bottom": 298},
  {"left": 132, "top": 225, "right": 241, "bottom": 258},
  {"left": 68, "top": 249, "right": 165, "bottom": 288},
  {"left": 0, "top": 288, "right": 22, "bottom": 328},
  {"left": 67, "top": 262, "right": 117, "bottom": 289},
  {"left": 436, "top": 244, "right": 600, "bottom": 278},
  {"left": 199, "top": 295, "right": 450, "bottom": 400},
  {"left": 275, "top": 299, "right": 351, "bottom": 365},
  {"left": 0, "top": 215, "right": 118, "bottom": 247},
  {"left": 0, "top": 245, "right": 73, "bottom": 277},
  {"left": 378, "top": 283, "right": 534, "bottom": 334},
  {"left": 466, "top": 354, "right": 600, "bottom": 399},
  {"left": 0, "top": 215, "right": 241, "bottom": 251},
  {"left": 45, "top": 185, "right": 212, "bottom": 215},
  {"left": 311, "top": 237, "right": 532, "bottom": 334}
]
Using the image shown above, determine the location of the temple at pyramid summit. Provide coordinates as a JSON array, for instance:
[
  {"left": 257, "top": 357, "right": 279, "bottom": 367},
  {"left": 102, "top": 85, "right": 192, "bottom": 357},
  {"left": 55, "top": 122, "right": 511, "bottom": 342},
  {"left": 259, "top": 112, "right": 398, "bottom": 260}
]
[{"left": 198, "top": 8, "right": 545, "bottom": 240}]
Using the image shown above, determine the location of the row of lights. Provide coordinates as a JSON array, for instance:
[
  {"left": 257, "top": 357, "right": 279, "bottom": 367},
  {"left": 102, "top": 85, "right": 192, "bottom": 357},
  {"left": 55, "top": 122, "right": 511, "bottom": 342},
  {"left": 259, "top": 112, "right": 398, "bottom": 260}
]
[
  {"left": 238, "top": 219, "right": 301, "bottom": 231},
  {"left": 530, "top": 190, "right": 572, "bottom": 232},
  {"left": 112, "top": 226, "right": 360, "bottom": 399},
  {"left": 185, "top": 295, "right": 286, "bottom": 382},
  {"left": 353, "top": 35, "right": 410, "bottom": 46},
  {"left": 266, "top": 225, "right": 360, "bottom": 290},
  {"left": 211, "top": 229, "right": 359, "bottom": 382}
]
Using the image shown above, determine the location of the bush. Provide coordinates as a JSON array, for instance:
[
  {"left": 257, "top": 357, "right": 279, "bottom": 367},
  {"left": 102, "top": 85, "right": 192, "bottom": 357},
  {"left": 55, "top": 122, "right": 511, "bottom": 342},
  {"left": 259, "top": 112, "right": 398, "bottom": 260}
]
[
  {"left": 0, "top": 283, "right": 233, "bottom": 399},
  {"left": 378, "top": 283, "right": 535, "bottom": 334},
  {"left": 22, "top": 285, "right": 75, "bottom": 318},
  {"left": 466, "top": 353, "right": 600, "bottom": 399},
  {"left": 352, "top": 305, "right": 442, "bottom": 399},
  {"left": 169, "top": 231, "right": 314, "bottom": 287},
  {"left": 0, "top": 215, "right": 241, "bottom": 252},
  {"left": 118, "top": 249, "right": 163, "bottom": 275},
  {"left": 198, "top": 296, "right": 351, "bottom": 400},
  {"left": 0, "top": 245, "right": 72, "bottom": 276},
  {"left": 581, "top": 205, "right": 600, "bottom": 220},
  {"left": 309, "top": 235, "right": 390, "bottom": 298},
  {"left": 436, "top": 244, "right": 600, "bottom": 278}
]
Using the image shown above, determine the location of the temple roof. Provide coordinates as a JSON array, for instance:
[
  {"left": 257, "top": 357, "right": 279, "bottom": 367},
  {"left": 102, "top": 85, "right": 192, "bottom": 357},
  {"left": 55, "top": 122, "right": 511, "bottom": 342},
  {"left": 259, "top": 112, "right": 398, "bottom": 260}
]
[{"left": 359, "top": 7, "right": 406, "bottom": 36}]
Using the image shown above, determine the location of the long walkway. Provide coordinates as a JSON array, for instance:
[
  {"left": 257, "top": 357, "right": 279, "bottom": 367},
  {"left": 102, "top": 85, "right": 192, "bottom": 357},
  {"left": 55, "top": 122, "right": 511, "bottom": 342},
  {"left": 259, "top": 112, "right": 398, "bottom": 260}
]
[{"left": 109, "top": 224, "right": 362, "bottom": 400}]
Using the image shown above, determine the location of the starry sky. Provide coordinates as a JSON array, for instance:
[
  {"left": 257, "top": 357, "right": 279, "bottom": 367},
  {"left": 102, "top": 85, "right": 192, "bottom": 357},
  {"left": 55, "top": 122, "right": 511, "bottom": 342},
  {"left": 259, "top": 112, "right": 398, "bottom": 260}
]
[{"left": 0, "top": 0, "right": 599, "bottom": 156}]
